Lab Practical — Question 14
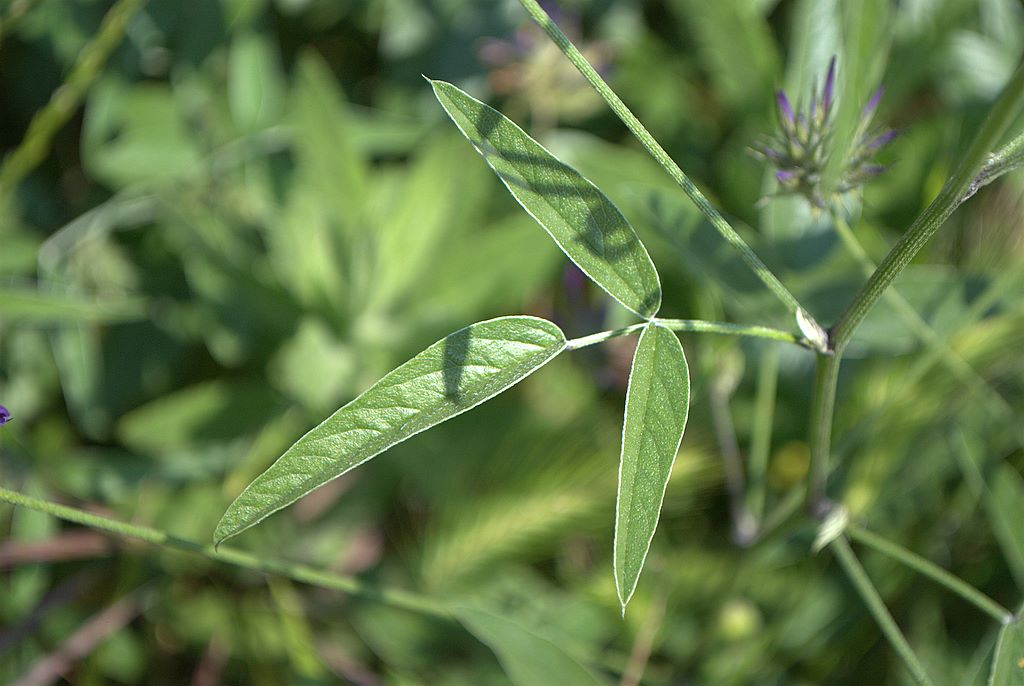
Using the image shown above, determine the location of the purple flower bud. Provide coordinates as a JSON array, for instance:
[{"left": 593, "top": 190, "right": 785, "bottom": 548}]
[
  {"left": 865, "top": 129, "right": 898, "bottom": 150},
  {"left": 776, "top": 170, "right": 797, "bottom": 184},
  {"left": 860, "top": 164, "right": 887, "bottom": 177},
  {"left": 822, "top": 56, "right": 836, "bottom": 115},
  {"left": 776, "top": 91, "right": 794, "bottom": 125},
  {"left": 862, "top": 87, "right": 884, "bottom": 119},
  {"left": 0, "top": 405, "right": 10, "bottom": 426}
]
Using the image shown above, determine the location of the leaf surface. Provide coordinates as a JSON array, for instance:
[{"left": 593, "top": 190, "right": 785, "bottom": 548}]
[
  {"left": 455, "top": 607, "right": 607, "bottom": 686},
  {"left": 430, "top": 79, "right": 661, "bottom": 319},
  {"left": 215, "top": 316, "right": 566, "bottom": 544},
  {"left": 614, "top": 323, "right": 690, "bottom": 610}
]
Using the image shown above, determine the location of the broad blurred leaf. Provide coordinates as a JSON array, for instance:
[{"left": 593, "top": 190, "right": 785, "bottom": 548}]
[
  {"left": 989, "top": 603, "right": 1024, "bottom": 686},
  {"left": 0, "top": 287, "right": 146, "bottom": 323},
  {"left": 117, "top": 379, "right": 284, "bottom": 455},
  {"left": 615, "top": 323, "right": 690, "bottom": 610},
  {"left": 455, "top": 606, "right": 608, "bottom": 686},
  {"left": 215, "top": 316, "right": 567, "bottom": 543},
  {"left": 430, "top": 79, "right": 661, "bottom": 319},
  {"left": 229, "top": 31, "right": 286, "bottom": 132},
  {"left": 668, "top": 0, "right": 780, "bottom": 111},
  {"left": 290, "top": 51, "right": 368, "bottom": 231},
  {"left": 82, "top": 80, "right": 203, "bottom": 187}
]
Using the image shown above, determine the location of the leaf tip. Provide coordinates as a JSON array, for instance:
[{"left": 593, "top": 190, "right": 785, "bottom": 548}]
[
  {"left": 614, "top": 575, "right": 635, "bottom": 616},
  {"left": 212, "top": 516, "right": 240, "bottom": 549}
]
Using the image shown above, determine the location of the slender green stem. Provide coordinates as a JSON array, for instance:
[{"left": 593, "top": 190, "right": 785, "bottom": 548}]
[
  {"left": 564, "top": 319, "right": 806, "bottom": 351},
  {"left": 564, "top": 323, "right": 647, "bottom": 350},
  {"left": 747, "top": 346, "right": 779, "bottom": 523},
  {"left": 708, "top": 377, "right": 757, "bottom": 546},
  {"left": 970, "top": 128, "right": 1024, "bottom": 196},
  {"left": 516, "top": 0, "right": 807, "bottom": 320},
  {"left": 807, "top": 354, "right": 841, "bottom": 514},
  {"left": 847, "top": 524, "right": 1013, "bottom": 624},
  {"left": 0, "top": 485, "right": 451, "bottom": 620},
  {"left": 831, "top": 60, "right": 1024, "bottom": 352},
  {"left": 0, "top": 0, "right": 147, "bottom": 200},
  {"left": 830, "top": 536, "right": 937, "bottom": 686}
]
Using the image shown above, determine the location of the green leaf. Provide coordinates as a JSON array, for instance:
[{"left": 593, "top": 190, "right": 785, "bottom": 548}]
[
  {"left": 429, "top": 79, "right": 661, "bottom": 319},
  {"left": 228, "top": 32, "right": 286, "bottom": 133},
  {"left": 989, "top": 603, "right": 1024, "bottom": 686},
  {"left": 614, "top": 323, "right": 690, "bottom": 611},
  {"left": 215, "top": 316, "right": 567, "bottom": 544},
  {"left": 455, "top": 607, "right": 608, "bottom": 686}
]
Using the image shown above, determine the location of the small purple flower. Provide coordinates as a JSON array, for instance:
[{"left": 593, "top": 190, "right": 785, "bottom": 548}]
[
  {"left": 865, "top": 129, "right": 899, "bottom": 150},
  {"left": 862, "top": 87, "right": 884, "bottom": 119},
  {"left": 752, "top": 56, "right": 897, "bottom": 207},
  {"left": 0, "top": 405, "right": 11, "bottom": 426},
  {"left": 776, "top": 91, "right": 795, "bottom": 125},
  {"left": 822, "top": 57, "right": 836, "bottom": 115}
]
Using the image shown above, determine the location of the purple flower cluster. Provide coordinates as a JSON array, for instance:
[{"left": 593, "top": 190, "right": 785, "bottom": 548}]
[
  {"left": 754, "top": 57, "right": 897, "bottom": 208},
  {"left": 0, "top": 405, "right": 10, "bottom": 426}
]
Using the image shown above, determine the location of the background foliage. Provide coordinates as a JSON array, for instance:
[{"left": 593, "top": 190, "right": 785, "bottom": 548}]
[{"left": 1, "top": 0, "right": 1023, "bottom": 684}]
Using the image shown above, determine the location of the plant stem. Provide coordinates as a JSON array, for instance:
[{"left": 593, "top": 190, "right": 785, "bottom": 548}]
[
  {"left": 0, "top": 0, "right": 148, "bottom": 201},
  {"left": 0, "top": 485, "right": 451, "bottom": 620},
  {"left": 968, "top": 128, "right": 1024, "bottom": 198},
  {"left": 516, "top": 0, "right": 808, "bottom": 320},
  {"left": 564, "top": 319, "right": 806, "bottom": 351},
  {"left": 807, "top": 354, "right": 841, "bottom": 514},
  {"left": 831, "top": 60, "right": 1024, "bottom": 352},
  {"left": 747, "top": 346, "right": 779, "bottom": 523},
  {"left": 830, "top": 536, "right": 937, "bottom": 686},
  {"left": 708, "top": 379, "right": 757, "bottom": 546},
  {"left": 847, "top": 524, "right": 1013, "bottom": 624}
]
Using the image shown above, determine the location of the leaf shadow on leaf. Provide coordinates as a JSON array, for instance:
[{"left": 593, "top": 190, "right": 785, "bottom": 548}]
[
  {"left": 443, "top": 325, "right": 471, "bottom": 400},
  {"left": 467, "top": 104, "right": 661, "bottom": 317}
]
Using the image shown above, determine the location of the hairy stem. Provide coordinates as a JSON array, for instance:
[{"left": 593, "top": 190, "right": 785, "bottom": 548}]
[
  {"left": 830, "top": 536, "right": 937, "bottom": 686},
  {"left": 516, "top": 0, "right": 808, "bottom": 320},
  {"left": 847, "top": 524, "right": 1012, "bottom": 624},
  {"left": 0, "top": 485, "right": 450, "bottom": 620},
  {"left": 968, "top": 128, "right": 1024, "bottom": 198},
  {"left": 807, "top": 354, "right": 841, "bottom": 514}
]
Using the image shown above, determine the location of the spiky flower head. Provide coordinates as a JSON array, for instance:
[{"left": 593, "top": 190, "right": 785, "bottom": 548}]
[{"left": 753, "top": 57, "right": 897, "bottom": 208}]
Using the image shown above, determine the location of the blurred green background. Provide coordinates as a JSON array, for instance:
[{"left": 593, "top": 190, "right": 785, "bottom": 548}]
[{"left": 1, "top": 0, "right": 1023, "bottom": 684}]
